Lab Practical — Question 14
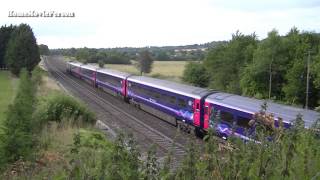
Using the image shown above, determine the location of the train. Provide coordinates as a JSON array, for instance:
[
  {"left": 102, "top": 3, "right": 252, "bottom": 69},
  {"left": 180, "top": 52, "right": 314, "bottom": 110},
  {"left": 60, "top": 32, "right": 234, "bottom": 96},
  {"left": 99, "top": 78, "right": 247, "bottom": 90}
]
[{"left": 66, "top": 61, "right": 319, "bottom": 140}]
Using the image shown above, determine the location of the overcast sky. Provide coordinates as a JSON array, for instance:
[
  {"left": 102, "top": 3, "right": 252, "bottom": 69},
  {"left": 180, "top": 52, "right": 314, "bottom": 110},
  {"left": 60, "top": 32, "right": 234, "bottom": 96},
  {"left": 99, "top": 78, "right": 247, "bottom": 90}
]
[{"left": 1, "top": 0, "right": 319, "bottom": 48}]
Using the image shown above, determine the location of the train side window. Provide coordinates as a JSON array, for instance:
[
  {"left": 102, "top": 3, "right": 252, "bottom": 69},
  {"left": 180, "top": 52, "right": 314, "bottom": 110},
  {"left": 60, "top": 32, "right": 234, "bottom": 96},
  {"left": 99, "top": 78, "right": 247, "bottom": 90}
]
[
  {"left": 221, "top": 111, "right": 234, "bottom": 124},
  {"left": 154, "top": 92, "right": 161, "bottom": 99},
  {"left": 236, "top": 116, "right": 251, "bottom": 129},
  {"left": 178, "top": 98, "right": 186, "bottom": 108},
  {"left": 169, "top": 96, "right": 176, "bottom": 104}
]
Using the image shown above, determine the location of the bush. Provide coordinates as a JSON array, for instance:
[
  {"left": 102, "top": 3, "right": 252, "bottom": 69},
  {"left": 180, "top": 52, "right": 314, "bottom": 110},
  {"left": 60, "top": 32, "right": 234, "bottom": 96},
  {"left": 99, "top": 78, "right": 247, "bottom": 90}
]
[
  {"left": 182, "top": 62, "right": 209, "bottom": 87},
  {"left": 33, "top": 93, "right": 96, "bottom": 128}
]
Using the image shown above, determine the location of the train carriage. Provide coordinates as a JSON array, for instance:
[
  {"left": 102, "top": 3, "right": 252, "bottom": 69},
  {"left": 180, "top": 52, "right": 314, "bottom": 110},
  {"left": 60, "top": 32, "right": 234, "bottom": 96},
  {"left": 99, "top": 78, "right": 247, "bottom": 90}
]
[
  {"left": 67, "top": 62, "right": 82, "bottom": 78},
  {"left": 205, "top": 92, "right": 319, "bottom": 140},
  {"left": 79, "top": 64, "right": 98, "bottom": 86},
  {"left": 96, "top": 68, "right": 131, "bottom": 97},
  {"left": 126, "top": 76, "right": 212, "bottom": 132}
]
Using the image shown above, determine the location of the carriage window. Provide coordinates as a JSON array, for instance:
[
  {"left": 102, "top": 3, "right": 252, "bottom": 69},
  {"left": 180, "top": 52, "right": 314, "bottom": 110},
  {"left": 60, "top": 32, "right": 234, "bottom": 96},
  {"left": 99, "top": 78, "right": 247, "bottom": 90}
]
[
  {"left": 169, "top": 96, "right": 176, "bottom": 104},
  {"left": 154, "top": 92, "right": 161, "bottom": 99},
  {"left": 221, "top": 111, "right": 234, "bottom": 124},
  {"left": 178, "top": 98, "right": 187, "bottom": 108},
  {"left": 237, "top": 116, "right": 251, "bottom": 129}
]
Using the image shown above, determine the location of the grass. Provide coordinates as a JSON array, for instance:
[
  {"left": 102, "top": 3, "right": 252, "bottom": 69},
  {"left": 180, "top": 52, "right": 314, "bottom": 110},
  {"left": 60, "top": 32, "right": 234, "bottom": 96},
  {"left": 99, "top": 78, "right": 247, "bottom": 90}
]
[
  {"left": 105, "top": 61, "right": 187, "bottom": 82},
  {"left": 0, "top": 71, "right": 19, "bottom": 122}
]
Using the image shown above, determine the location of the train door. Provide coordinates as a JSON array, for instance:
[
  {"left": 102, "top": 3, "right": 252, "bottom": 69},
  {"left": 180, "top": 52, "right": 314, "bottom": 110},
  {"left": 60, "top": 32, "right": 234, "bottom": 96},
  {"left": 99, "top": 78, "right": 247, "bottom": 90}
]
[
  {"left": 121, "top": 79, "right": 127, "bottom": 97},
  {"left": 203, "top": 102, "right": 210, "bottom": 129},
  {"left": 93, "top": 71, "right": 96, "bottom": 87},
  {"left": 193, "top": 99, "right": 201, "bottom": 127}
]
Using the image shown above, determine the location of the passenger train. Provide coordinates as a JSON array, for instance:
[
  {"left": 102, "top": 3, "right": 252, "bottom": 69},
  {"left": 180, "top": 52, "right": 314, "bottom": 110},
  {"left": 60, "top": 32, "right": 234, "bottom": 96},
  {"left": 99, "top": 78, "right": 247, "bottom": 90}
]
[{"left": 66, "top": 61, "right": 319, "bottom": 140}]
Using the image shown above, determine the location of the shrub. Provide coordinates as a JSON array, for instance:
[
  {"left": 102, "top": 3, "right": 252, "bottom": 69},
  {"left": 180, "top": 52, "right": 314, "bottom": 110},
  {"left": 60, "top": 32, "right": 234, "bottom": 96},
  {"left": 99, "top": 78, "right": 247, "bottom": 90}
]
[{"left": 33, "top": 93, "right": 96, "bottom": 128}]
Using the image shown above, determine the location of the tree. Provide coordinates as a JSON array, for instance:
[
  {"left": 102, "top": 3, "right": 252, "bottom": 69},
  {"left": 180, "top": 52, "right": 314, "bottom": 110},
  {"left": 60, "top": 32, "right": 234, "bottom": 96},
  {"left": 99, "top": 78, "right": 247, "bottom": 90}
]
[
  {"left": 38, "top": 44, "right": 50, "bottom": 55},
  {"left": 240, "top": 29, "right": 287, "bottom": 99},
  {"left": 204, "top": 31, "right": 257, "bottom": 94},
  {"left": 137, "top": 50, "right": 153, "bottom": 75},
  {"left": 98, "top": 60, "right": 104, "bottom": 68},
  {"left": 182, "top": 62, "right": 209, "bottom": 87},
  {"left": 5, "top": 24, "right": 40, "bottom": 75},
  {"left": 0, "top": 25, "right": 16, "bottom": 68}
]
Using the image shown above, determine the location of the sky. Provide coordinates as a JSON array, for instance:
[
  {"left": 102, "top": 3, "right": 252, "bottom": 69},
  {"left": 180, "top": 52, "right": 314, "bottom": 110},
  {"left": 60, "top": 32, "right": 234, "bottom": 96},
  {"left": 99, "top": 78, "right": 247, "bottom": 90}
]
[{"left": 0, "top": 0, "right": 319, "bottom": 48}]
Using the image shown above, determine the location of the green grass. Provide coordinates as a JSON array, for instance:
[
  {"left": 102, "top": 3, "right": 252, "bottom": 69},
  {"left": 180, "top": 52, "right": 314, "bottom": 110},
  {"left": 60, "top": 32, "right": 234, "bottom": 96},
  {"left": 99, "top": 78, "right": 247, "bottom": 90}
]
[
  {"left": 0, "top": 71, "right": 19, "bottom": 122},
  {"left": 105, "top": 61, "right": 187, "bottom": 82}
]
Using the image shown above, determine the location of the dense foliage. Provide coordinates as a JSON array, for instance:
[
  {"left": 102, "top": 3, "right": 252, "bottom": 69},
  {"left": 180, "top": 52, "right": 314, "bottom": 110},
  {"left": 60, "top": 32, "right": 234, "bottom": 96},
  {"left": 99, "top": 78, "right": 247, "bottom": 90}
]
[
  {"left": 137, "top": 50, "right": 154, "bottom": 75},
  {"left": 38, "top": 44, "right": 50, "bottom": 55},
  {"left": 200, "top": 28, "right": 320, "bottom": 108},
  {"left": 33, "top": 92, "right": 96, "bottom": 128},
  {"left": 0, "top": 25, "right": 16, "bottom": 69},
  {"left": 5, "top": 24, "right": 40, "bottom": 76},
  {"left": 0, "top": 69, "right": 37, "bottom": 167},
  {"left": 182, "top": 62, "right": 209, "bottom": 87}
]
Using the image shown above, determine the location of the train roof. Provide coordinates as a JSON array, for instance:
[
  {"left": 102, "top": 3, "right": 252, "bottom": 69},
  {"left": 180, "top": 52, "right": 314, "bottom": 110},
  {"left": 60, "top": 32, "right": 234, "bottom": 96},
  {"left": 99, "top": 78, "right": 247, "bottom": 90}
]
[
  {"left": 206, "top": 92, "right": 319, "bottom": 128},
  {"left": 68, "top": 61, "right": 99, "bottom": 71},
  {"left": 97, "top": 68, "right": 131, "bottom": 79},
  {"left": 68, "top": 61, "right": 82, "bottom": 67},
  {"left": 127, "top": 76, "right": 211, "bottom": 99},
  {"left": 80, "top": 64, "right": 98, "bottom": 71}
]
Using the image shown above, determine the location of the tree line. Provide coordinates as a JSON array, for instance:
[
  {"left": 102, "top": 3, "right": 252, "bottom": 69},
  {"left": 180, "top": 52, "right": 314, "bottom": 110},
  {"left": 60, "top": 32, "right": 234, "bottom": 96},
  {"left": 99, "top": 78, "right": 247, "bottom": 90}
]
[
  {"left": 50, "top": 43, "right": 215, "bottom": 63},
  {"left": 183, "top": 28, "right": 320, "bottom": 109}
]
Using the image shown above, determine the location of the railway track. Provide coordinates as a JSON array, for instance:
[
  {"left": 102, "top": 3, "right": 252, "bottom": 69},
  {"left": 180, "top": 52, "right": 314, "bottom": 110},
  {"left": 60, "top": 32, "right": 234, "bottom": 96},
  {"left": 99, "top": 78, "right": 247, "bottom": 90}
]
[{"left": 44, "top": 56, "right": 196, "bottom": 168}]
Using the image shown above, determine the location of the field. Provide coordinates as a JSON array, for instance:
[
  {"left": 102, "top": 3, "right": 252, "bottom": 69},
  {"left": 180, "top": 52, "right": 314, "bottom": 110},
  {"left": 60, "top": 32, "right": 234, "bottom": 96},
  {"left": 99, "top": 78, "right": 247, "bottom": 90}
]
[
  {"left": 0, "top": 71, "right": 19, "bottom": 122},
  {"left": 105, "top": 61, "right": 187, "bottom": 82}
]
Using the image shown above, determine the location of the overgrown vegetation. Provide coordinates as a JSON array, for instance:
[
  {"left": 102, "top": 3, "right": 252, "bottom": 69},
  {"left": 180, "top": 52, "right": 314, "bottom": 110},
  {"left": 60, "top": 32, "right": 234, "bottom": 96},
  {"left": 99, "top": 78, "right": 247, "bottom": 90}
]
[
  {"left": 0, "top": 71, "right": 18, "bottom": 122},
  {"left": 33, "top": 92, "right": 96, "bottom": 129},
  {"left": 0, "top": 68, "right": 96, "bottom": 173},
  {"left": 0, "top": 69, "right": 37, "bottom": 167}
]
